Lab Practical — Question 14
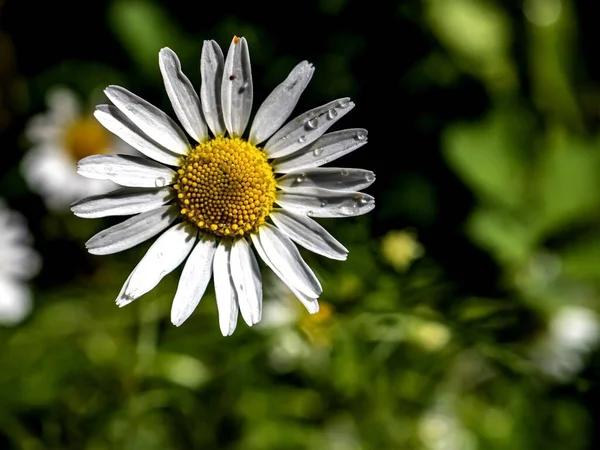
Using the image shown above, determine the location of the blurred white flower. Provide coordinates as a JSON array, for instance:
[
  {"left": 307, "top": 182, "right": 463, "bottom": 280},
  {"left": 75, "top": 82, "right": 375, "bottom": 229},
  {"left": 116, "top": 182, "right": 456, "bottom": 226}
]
[
  {"left": 532, "top": 306, "right": 600, "bottom": 381},
  {"left": 0, "top": 200, "right": 41, "bottom": 325},
  {"left": 22, "top": 87, "right": 127, "bottom": 210},
  {"left": 419, "top": 406, "right": 475, "bottom": 450}
]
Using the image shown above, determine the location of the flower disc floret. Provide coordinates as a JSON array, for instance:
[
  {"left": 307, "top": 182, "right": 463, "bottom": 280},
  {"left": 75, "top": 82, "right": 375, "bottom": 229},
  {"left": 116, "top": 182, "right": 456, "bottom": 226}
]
[{"left": 174, "top": 136, "right": 276, "bottom": 237}]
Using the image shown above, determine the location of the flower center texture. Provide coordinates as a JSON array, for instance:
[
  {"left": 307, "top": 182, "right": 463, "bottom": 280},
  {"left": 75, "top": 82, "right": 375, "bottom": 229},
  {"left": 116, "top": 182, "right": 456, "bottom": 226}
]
[
  {"left": 64, "top": 117, "right": 110, "bottom": 161},
  {"left": 174, "top": 136, "right": 276, "bottom": 237}
]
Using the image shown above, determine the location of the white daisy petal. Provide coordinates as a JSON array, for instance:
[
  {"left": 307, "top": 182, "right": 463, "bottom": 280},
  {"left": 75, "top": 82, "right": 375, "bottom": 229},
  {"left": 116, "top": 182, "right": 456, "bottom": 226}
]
[
  {"left": 230, "top": 238, "right": 262, "bottom": 326},
  {"left": 277, "top": 167, "right": 375, "bottom": 192},
  {"left": 94, "top": 105, "right": 182, "bottom": 166},
  {"left": 286, "top": 283, "right": 320, "bottom": 314},
  {"left": 249, "top": 61, "right": 315, "bottom": 145},
  {"left": 213, "top": 240, "right": 239, "bottom": 336},
  {"left": 200, "top": 40, "right": 226, "bottom": 136},
  {"left": 171, "top": 234, "right": 218, "bottom": 326},
  {"left": 272, "top": 129, "right": 368, "bottom": 173},
  {"left": 105, "top": 85, "right": 190, "bottom": 155},
  {"left": 277, "top": 187, "right": 375, "bottom": 218},
  {"left": 250, "top": 233, "right": 320, "bottom": 314},
  {"left": 77, "top": 154, "right": 175, "bottom": 188},
  {"left": 86, "top": 204, "right": 178, "bottom": 255},
  {"left": 159, "top": 47, "right": 208, "bottom": 143},
  {"left": 71, "top": 187, "right": 174, "bottom": 218},
  {"left": 264, "top": 98, "right": 355, "bottom": 159},
  {"left": 270, "top": 209, "right": 348, "bottom": 261},
  {"left": 252, "top": 223, "right": 322, "bottom": 298},
  {"left": 116, "top": 222, "right": 197, "bottom": 307},
  {"left": 221, "top": 36, "right": 253, "bottom": 137}
]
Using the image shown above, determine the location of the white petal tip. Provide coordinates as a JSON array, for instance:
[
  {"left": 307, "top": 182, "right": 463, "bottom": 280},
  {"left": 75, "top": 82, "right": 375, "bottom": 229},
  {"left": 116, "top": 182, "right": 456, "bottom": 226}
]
[
  {"left": 307, "top": 302, "right": 320, "bottom": 314},
  {"left": 171, "top": 316, "right": 185, "bottom": 327}
]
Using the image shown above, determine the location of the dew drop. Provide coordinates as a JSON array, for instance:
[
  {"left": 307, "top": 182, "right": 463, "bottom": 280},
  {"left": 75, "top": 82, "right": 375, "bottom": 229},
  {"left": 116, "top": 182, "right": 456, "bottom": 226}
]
[
  {"left": 339, "top": 203, "right": 359, "bottom": 216},
  {"left": 327, "top": 109, "right": 338, "bottom": 120},
  {"left": 157, "top": 251, "right": 164, "bottom": 258},
  {"left": 313, "top": 148, "right": 323, "bottom": 156},
  {"left": 320, "top": 200, "right": 328, "bottom": 207},
  {"left": 358, "top": 196, "right": 369, "bottom": 205},
  {"left": 307, "top": 210, "right": 314, "bottom": 216},
  {"left": 155, "top": 177, "right": 166, "bottom": 187},
  {"left": 295, "top": 173, "right": 306, "bottom": 184},
  {"left": 355, "top": 131, "right": 367, "bottom": 141},
  {"left": 340, "top": 169, "right": 349, "bottom": 176},
  {"left": 339, "top": 100, "right": 350, "bottom": 109},
  {"left": 305, "top": 117, "right": 318, "bottom": 130},
  {"left": 366, "top": 173, "right": 375, "bottom": 182},
  {"left": 298, "top": 135, "right": 306, "bottom": 144}
]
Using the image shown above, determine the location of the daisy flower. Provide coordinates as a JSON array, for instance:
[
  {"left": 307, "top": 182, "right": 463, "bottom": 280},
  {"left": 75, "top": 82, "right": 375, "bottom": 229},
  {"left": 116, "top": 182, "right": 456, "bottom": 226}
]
[
  {"left": 0, "top": 199, "right": 41, "bottom": 325},
  {"left": 72, "top": 36, "right": 375, "bottom": 336},
  {"left": 22, "top": 87, "right": 128, "bottom": 210}
]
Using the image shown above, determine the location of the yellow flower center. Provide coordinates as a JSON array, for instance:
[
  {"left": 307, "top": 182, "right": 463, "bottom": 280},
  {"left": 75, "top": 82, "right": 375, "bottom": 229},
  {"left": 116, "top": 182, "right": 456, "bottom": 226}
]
[
  {"left": 174, "top": 136, "right": 276, "bottom": 237},
  {"left": 64, "top": 117, "right": 110, "bottom": 161}
]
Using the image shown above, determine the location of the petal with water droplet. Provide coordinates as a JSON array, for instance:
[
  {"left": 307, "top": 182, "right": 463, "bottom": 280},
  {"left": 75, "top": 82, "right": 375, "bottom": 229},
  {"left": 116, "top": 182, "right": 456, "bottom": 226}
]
[
  {"left": 116, "top": 222, "right": 197, "bottom": 307},
  {"left": 264, "top": 98, "right": 355, "bottom": 158},
  {"left": 277, "top": 167, "right": 375, "bottom": 192},
  {"left": 272, "top": 129, "right": 368, "bottom": 173},
  {"left": 71, "top": 187, "right": 174, "bottom": 218},
  {"left": 77, "top": 154, "right": 175, "bottom": 188},
  {"left": 276, "top": 187, "right": 375, "bottom": 218},
  {"left": 249, "top": 61, "right": 314, "bottom": 145}
]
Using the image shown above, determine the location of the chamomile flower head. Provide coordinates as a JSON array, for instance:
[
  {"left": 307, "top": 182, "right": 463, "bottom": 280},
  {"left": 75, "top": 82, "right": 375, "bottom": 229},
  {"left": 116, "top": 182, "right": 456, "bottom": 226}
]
[
  {"left": 72, "top": 36, "right": 375, "bottom": 336},
  {"left": 22, "top": 87, "right": 129, "bottom": 210},
  {"left": 0, "top": 199, "right": 41, "bottom": 325}
]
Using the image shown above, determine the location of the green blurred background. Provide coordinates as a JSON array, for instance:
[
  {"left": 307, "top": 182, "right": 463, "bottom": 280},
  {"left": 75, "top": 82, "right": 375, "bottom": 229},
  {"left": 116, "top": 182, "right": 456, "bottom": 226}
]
[{"left": 2, "top": 0, "right": 600, "bottom": 448}]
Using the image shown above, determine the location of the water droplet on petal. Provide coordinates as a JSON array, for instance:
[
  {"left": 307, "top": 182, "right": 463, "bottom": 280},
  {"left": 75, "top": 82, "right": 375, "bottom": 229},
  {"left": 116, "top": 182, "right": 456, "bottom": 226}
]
[
  {"left": 298, "top": 135, "right": 306, "bottom": 144},
  {"left": 295, "top": 173, "right": 306, "bottom": 184},
  {"left": 157, "top": 251, "right": 164, "bottom": 258},
  {"left": 305, "top": 117, "right": 318, "bottom": 130},
  {"left": 366, "top": 173, "right": 375, "bottom": 182},
  {"left": 155, "top": 177, "right": 166, "bottom": 187},
  {"left": 339, "top": 100, "right": 350, "bottom": 109},
  {"left": 320, "top": 200, "right": 328, "bottom": 207},
  {"left": 339, "top": 202, "right": 359, "bottom": 216},
  {"left": 355, "top": 131, "right": 367, "bottom": 141},
  {"left": 327, "top": 109, "right": 338, "bottom": 120},
  {"left": 307, "top": 210, "right": 314, "bottom": 216},
  {"left": 340, "top": 170, "right": 349, "bottom": 176},
  {"left": 313, "top": 148, "right": 323, "bottom": 156}
]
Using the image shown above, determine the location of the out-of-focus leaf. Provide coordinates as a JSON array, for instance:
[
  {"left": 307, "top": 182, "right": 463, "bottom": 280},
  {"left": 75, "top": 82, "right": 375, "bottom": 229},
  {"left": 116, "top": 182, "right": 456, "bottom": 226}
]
[
  {"left": 425, "top": 0, "right": 516, "bottom": 91},
  {"left": 467, "top": 208, "right": 534, "bottom": 266},
  {"left": 109, "top": 0, "right": 191, "bottom": 79},
  {"left": 561, "top": 233, "right": 600, "bottom": 282},
  {"left": 533, "top": 127, "right": 600, "bottom": 236},
  {"left": 444, "top": 109, "right": 529, "bottom": 210}
]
